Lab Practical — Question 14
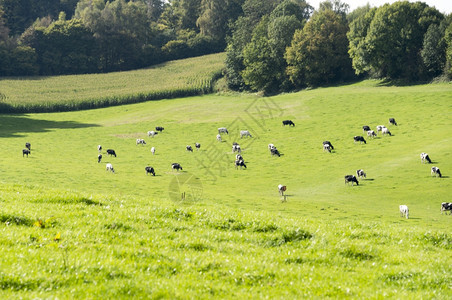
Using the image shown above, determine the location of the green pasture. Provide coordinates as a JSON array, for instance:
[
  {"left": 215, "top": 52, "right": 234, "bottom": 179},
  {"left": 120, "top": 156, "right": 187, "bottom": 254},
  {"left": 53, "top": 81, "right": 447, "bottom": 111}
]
[
  {"left": 0, "top": 53, "right": 224, "bottom": 112},
  {"left": 0, "top": 80, "right": 451, "bottom": 298}
]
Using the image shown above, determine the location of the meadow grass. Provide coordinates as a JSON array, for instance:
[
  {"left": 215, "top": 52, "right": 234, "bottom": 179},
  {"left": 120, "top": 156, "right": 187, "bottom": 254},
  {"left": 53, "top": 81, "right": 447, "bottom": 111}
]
[
  {"left": 0, "top": 80, "right": 451, "bottom": 298},
  {"left": 0, "top": 53, "right": 225, "bottom": 113}
]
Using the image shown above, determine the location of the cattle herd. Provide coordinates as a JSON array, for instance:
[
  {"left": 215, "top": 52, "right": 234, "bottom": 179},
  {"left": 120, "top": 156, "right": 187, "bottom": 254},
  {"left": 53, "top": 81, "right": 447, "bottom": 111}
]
[{"left": 21, "top": 118, "right": 449, "bottom": 217}]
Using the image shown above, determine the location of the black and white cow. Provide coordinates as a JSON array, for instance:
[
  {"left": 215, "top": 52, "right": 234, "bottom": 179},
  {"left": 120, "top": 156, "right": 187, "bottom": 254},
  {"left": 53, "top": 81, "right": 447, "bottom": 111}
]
[
  {"left": 22, "top": 149, "right": 30, "bottom": 157},
  {"left": 420, "top": 152, "right": 432, "bottom": 163},
  {"left": 218, "top": 127, "right": 229, "bottom": 134},
  {"left": 136, "top": 139, "right": 146, "bottom": 145},
  {"left": 235, "top": 159, "right": 247, "bottom": 169},
  {"left": 354, "top": 136, "right": 366, "bottom": 144},
  {"left": 441, "top": 202, "right": 452, "bottom": 214},
  {"left": 431, "top": 166, "right": 442, "bottom": 178},
  {"left": 98, "top": 154, "right": 102, "bottom": 163},
  {"left": 98, "top": 145, "right": 102, "bottom": 152},
  {"left": 344, "top": 175, "right": 359, "bottom": 186},
  {"left": 376, "top": 125, "right": 386, "bottom": 134},
  {"left": 270, "top": 148, "right": 281, "bottom": 157},
  {"left": 278, "top": 184, "right": 287, "bottom": 196},
  {"left": 399, "top": 205, "right": 409, "bottom": 219},
  {"left": 356, "top": 169, "right": 366, "bottom": 179},
  {"left": 362, "top": 125, "right": 371, "bottom": 133},
  {"left": 155, "top": 126, "right": 164, "bottom": 132},
  {"left": 282, "top": 120, "right": 295, "bottom": 126},
  {"left": 172, "top": 163, "right": 183, "bottom": 171},
  {"left": 367, "top": 130, "right": 377, "bottom": 138},
  {"left": 232, "top": 144, "right": 241, "bottom": 153},
  {"left": 389, "top": 118, "right": 397, "bottom": 126},
  {"left": 145, "top": 166, "right": 155, "bottom": 176},
  {"left": 195, "top": 143, "right": 201, "bottom": 150},
  {"left": 240, "top": 130, "right": 252, "bottom": 138},
  {"left": 148, "top": 131, "right": 158, "bottom": 137},
  {"left": 107, "top": 149, "right": 117, "bottom": 157},
  {"left": 25, "top": 142, "right": 31, "bottom": 150},
  {"left": 186, "top": 145, "right": 193, "bottom": 152},
  {"left": 381, "top": 127, "right": 392, "bottom": 136},
  {"left": 106, "top": 163, "right": 115, "bottom": 173},
  {"left": 323, "top": 141, "right": 334, "bottom": 150}
]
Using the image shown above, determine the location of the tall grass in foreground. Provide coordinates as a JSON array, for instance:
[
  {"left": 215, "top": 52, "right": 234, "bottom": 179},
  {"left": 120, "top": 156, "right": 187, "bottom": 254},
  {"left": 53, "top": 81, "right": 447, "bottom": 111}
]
[
  {"left": 0, "top": 183, "right": 450, "bottom": 298},
  {"left": 0, "top": 53, "right": 224, "bottom": 113}
]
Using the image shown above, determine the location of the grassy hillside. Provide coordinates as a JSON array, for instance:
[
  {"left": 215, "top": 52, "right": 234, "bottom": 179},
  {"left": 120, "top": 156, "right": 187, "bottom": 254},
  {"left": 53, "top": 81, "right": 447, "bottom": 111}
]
[
  {"left": 0, "top": 80, "right": 451, "bottom": 297},
  {"left": 0, "top": 53, "right": 225, "bottom": 112}
]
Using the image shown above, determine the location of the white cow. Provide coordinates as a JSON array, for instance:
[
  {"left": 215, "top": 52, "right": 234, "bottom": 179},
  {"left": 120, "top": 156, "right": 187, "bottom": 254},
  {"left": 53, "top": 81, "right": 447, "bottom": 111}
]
[
  {"left": 136, "top": 139, "right": 146, "bottom": 145},
  {"left": 148, "top": 131, "right": 158, "bottom": 137},
  {"left": 399, "top": 205, "right": 409, "bottom": 219},
  {"left": 240, "top": 130, "right": 252, "bottom": 138},
  {"left": 106, "top": 163, "right": 115, "bottom": 173},
  {"left": 218, "top": 127, "right": 229, "bottom": 134},
  {"left": 381, "top": 127, "right": 392, "bottom": 136}
]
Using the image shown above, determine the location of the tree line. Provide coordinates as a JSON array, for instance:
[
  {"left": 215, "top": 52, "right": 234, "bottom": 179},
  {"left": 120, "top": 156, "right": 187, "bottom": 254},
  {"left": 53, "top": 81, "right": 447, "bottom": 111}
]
[{"left": 1, "top": 0, "right": 451, "bottom": 93}]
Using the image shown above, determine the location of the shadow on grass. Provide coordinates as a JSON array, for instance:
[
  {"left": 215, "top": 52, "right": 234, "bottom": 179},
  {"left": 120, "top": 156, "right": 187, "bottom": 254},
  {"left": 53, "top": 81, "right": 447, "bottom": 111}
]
[{"left": 0, "top": 115, "right": 100, "bottom": 138}]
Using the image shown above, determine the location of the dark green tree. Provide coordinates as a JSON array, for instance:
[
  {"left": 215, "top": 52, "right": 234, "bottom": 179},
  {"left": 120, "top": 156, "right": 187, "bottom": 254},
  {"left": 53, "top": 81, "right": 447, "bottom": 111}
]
[
  {"left": 285, "top": 8, "right": 352, "bottom": 87},
  {"left": 360, "top": 2, "right": 443, "bottom": 80}
]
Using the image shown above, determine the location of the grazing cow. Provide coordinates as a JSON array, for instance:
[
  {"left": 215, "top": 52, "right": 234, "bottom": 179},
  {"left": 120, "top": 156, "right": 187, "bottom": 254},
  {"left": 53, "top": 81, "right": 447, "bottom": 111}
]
[
  {"left": 232, "top": 144, "right": 241, "bottom": 153},
  {"left": 148, "top": 131, "right": 158, "bottom": 137},
  {"left": 155, "top": 126, "right": 164, "bottom": 132},
  {"left": 420, "top": 152, "right": 431, "bottom": 163},
  {"left": 186, "top": 145, "right": 193, "bottom": 152},
  {"left": 282, "top": 120, "right": 295, "bottom": 126},
  {"left": 145, "top": 166, "right": 155, "bottom": 176},
  {"left": 106, "top": 163, "right": 115, "bottom": 173},
  {"left": 344, "top": 175, "right": 359, "bottom": 186},
  {"left": 354, "top": 136, "right": 366, "bottom": 144},
  {"left": 376, "top": 125, "right": 386, "bottom": 133},
  {"left": 136, "top": 139, "right": 146, "bottom": 145},
  {"left": 278, "top": 184, "right": 287, "bottom": 196},
  {"left": 323, "top": 143, "right": 331, "bottom": 153},
  {"left": 218, "top": 127, "right": 229, "bottom": 134},
  {"left": 362, "top": 125, "right": 370, "bottom": 133},
  {"left": 389, "top": 118, "right": 397, "bottom": 126},
  {"left": 151, "top": 147, "right": 155, "bottom": 155},
  {"left": 323, "top": 141, "right": 334, "bottom": 150},
  {"left": 98, "top": 145, "right": 102, "bottom": 152},
  {"left": 270, "top": 148, "right": 281, "bottom": 157},
  {"left": 22, "top": 149, "right": 30, "bottom": 157},
  {"left": 356, "top": 169, "right": 366, "bottom": 179},
  {"left": 172, "top": 163, "right": 183, "bottom": 171},
  {"left": 98, "top": 154, "right": 102, "bottom": 163},
  {"left": 441, "top": 202, "right": 452, "bottom": 214},
  {"left": 399, "top": 205, "right": 409, "bottom": 219},
  {"left": 235, "top": 159, "right": 247, "bottom": 169},
  {"left": 235, "top": 154, "right": 243, "bottom": 161},
  {"left": 431, "top": 166, "right": 442, "bottom": 178},
  {"left": 240, "top": 130, "right": 252, "bottom": 138},
  {"left": 25, "top": 143, "right": 31, "bottom": 150},
  {"left": 381, "top": 127, "right": 392, "bottom": 136},
  {"left": 195, "top": 143, "right": 201, "bottom": 150},
  {"left": 216, "top": 134, "right": 222, "bottom": 142},
  {"left": 367, "top": 130, "right": 377, "bottom": 138},
  {"left": 107, "top": 149, "right": 117, "bottom": 157}
]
